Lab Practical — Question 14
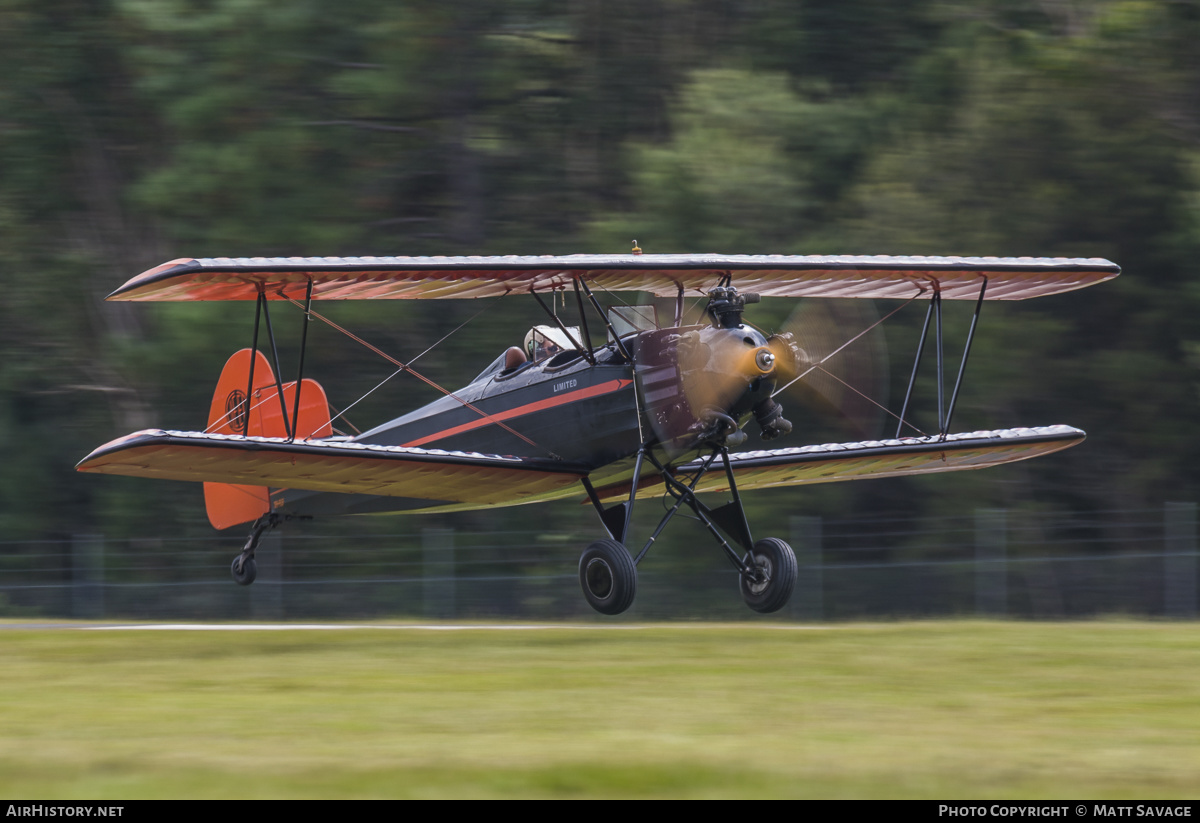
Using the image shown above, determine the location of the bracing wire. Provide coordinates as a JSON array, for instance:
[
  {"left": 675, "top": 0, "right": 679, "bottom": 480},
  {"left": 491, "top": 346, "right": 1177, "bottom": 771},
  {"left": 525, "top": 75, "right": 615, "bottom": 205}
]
[
  {"left": 202, "top": 308, "right": 485, "bottom": 438},
  {"left": 322, "top": 305, "right": 488, "bottom": 433},
  {"left": 283, "top": 297, "right": 553, "bottom": 456},
  {"left": 771, "top": 295, "right": 916, "bottom": 399}
]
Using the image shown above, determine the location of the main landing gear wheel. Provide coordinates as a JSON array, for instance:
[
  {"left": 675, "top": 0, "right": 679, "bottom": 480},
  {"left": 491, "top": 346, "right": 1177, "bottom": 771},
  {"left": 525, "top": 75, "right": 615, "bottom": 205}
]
[
  {"left": 740, "top": 537, "right": 797, "bottom": 614},
  {"left": 230, "top": 555, "right": 257, "bottom": 586},
  {"left": 579, "top": 539, "right": 638, "bottom": 615}
]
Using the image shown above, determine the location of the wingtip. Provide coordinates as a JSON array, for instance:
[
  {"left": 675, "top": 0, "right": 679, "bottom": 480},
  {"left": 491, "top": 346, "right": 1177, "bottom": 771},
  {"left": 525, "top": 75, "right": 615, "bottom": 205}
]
[
  {"left": 76, "top": 429, "right": 166, "bottom": 470},
  {"left": 106, "top": 259, "right": 200, "bottom": 301}
]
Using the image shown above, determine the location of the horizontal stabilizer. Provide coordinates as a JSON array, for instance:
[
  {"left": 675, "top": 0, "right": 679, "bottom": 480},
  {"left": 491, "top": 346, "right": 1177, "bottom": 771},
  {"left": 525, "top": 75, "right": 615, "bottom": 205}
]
[
  {"left": 109, "top": 254, "right": 1119, "bottom": 303},
  {"left": 77, "top": 429, "right": 587, "bottom": 505}
]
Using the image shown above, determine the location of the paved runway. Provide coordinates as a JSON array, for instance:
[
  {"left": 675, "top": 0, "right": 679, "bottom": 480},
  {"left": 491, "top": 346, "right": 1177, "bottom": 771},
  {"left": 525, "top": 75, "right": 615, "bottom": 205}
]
[{"left": 0, "top": 621, "right": 834, "bottom": 631}]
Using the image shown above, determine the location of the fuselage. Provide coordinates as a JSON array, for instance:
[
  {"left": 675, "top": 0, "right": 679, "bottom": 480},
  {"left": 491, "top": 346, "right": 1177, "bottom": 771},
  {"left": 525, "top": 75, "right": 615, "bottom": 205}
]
[
  {"left": 358, "top": 346, "right": 640, "bottom": 465},
  {"left": 275, "top": 322, "right": 780, "bottom": 518}
]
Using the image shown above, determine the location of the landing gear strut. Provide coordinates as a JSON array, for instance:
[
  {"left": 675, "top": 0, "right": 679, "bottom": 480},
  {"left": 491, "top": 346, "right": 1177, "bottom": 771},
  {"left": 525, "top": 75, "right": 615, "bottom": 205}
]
[{"left": 580, "top": 444, "right": 798, "bottom": 615}]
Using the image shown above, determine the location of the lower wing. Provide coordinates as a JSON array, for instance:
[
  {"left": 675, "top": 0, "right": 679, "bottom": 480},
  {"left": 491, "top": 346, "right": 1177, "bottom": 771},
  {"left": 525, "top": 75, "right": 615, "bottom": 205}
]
[
  {"left": 80, "top": 424, "right": 1083, "bottom": 514},
  {"left": 680, "top": 425, "right": 1084, "bottom": 494},
  {"left": 76, "top": 429, "right": 587, "bottom": 506},
  {"left": 587, "top": 425, "right": 1084, "bottom": 502}
]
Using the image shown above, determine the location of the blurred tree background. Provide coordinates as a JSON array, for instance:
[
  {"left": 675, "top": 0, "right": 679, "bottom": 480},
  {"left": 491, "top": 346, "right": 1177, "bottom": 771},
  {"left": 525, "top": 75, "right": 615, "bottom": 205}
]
[{"left": 2, "top": 0, "right": 1198, "bottom": 583}]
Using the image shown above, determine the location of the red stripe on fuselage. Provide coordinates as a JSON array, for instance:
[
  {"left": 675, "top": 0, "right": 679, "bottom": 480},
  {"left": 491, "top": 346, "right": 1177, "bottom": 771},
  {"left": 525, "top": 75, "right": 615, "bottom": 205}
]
[{"left": 402, "top": 378, "right": 634, "bottom": 448}]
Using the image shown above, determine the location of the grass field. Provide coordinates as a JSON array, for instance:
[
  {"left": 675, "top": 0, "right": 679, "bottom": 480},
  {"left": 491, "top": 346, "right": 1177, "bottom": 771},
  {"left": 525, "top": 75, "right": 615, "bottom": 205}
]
[{"left": 1, "top": 620, "right": 1197, "bottom": 798}]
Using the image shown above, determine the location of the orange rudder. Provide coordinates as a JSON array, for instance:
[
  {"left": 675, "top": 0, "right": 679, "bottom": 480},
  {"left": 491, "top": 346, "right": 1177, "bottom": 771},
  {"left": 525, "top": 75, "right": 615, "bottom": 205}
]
[{"left": 204, "top": 349, "right": 333, "bottom": 530}]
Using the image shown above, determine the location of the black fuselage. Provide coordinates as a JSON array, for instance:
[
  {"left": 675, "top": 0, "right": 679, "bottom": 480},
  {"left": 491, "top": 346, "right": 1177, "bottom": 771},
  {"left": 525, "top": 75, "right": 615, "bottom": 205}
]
[
  {"left": 276, "top": 323, "right": 778, "bottom": 518},
  {"left": 360, "top": 348, "right": 640, "bottom": 464},
  {"left": 276, "top": 343, "right": 643, "bottom": 517}
]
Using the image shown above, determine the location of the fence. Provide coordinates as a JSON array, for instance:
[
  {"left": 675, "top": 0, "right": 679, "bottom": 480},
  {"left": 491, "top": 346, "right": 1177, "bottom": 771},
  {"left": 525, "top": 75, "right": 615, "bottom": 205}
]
[{"left": 0, "top": 504, "right": 1194, "bottom": 620}]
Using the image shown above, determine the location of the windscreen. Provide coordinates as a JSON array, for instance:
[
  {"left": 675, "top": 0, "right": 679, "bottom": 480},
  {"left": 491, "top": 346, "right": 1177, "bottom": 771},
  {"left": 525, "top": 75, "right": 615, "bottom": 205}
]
[{"left": 608, "top": 305, "right": 659, "bottom": 339}]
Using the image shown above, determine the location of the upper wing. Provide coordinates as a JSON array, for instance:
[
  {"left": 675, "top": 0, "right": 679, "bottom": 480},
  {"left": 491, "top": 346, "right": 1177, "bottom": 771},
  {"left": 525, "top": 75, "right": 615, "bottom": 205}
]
[
  {"left": 76, "top": 429, "right": 587, "bottom": 505},
  {"left": 108, "top": 254, "right": 1119, "bottom": 302}
]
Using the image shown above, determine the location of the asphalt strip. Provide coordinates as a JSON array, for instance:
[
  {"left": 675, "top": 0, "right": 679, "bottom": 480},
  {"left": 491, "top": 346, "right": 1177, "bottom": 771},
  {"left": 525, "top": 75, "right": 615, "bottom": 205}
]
[{"left": 0, "top": 622, "right": 837, "bottom": 631}]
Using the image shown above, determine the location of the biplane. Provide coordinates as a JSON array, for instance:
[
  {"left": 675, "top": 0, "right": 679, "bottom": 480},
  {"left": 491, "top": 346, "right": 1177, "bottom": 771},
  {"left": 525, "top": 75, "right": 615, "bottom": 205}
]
[{"left": 77, "top": 253, "right": 1119, "bottom": 615}]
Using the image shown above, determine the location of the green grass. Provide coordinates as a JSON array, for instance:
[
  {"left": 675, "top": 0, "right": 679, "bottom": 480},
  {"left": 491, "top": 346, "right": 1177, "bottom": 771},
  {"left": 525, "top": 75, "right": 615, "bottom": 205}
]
[{"left": 1, "top": 620, "right": 1197, "bottom": 798}]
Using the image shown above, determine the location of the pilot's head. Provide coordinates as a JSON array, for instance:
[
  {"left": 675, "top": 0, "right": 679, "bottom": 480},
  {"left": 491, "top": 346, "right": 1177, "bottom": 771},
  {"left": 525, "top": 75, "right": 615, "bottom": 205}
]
[{"left": 524, "top": 325, "right": 578, "bottom": 362}]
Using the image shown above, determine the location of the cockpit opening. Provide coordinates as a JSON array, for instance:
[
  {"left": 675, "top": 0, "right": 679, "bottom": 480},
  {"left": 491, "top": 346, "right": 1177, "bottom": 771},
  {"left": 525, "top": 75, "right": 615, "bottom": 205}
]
[{"left": 524, "top": 325, "right": 581, "bottom": 362}]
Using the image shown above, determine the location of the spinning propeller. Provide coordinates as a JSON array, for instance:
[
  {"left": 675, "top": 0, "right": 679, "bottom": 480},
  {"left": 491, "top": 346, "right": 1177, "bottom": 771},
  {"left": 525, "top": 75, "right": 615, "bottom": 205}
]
[
  {"left": 767, "top": 297, "right": 889, "bottom": 441},
  {"left": 636, "top": 285, "right": 888, "bottom": 453}
]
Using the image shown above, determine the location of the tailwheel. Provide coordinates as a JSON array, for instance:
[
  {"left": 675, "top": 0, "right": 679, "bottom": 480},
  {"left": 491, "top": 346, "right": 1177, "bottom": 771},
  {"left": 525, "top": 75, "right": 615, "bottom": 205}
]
[
  {"left": 579, "top": 539, "right": 637, "bottom": 615},
  {"left": 230, "top": 513, "right": 274, "bottom": 586},
  {"left": 230, "top": 554, "right": 257, "bottom": 586},
  {"left": 740, "top": 537, "right": 797, "bottom": 614}
]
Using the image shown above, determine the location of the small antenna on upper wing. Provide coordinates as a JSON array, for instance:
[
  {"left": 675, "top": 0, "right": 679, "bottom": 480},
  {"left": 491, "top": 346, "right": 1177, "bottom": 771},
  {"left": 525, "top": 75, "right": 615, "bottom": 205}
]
[{"left": 631, "top": 240, "right": 642, "bottom": 255}]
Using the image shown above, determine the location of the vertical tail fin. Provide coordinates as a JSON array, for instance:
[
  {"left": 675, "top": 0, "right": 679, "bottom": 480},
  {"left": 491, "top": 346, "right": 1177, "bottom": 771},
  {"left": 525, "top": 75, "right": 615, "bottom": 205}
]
[{"left": 204, "top": 349, "right": 333, "bottom": 530}]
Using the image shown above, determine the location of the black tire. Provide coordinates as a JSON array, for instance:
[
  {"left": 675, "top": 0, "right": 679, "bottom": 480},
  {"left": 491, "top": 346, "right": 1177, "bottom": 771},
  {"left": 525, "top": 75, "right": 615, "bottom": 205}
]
[
  {"left": 579, "top": 539, "right": 637, "bottom": 615},
  {"left": 740, "top": 537, "right": 797, "bottom": 613},
  {"left": 230, "top": 555, "right": 257, "bottom": 586}
]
